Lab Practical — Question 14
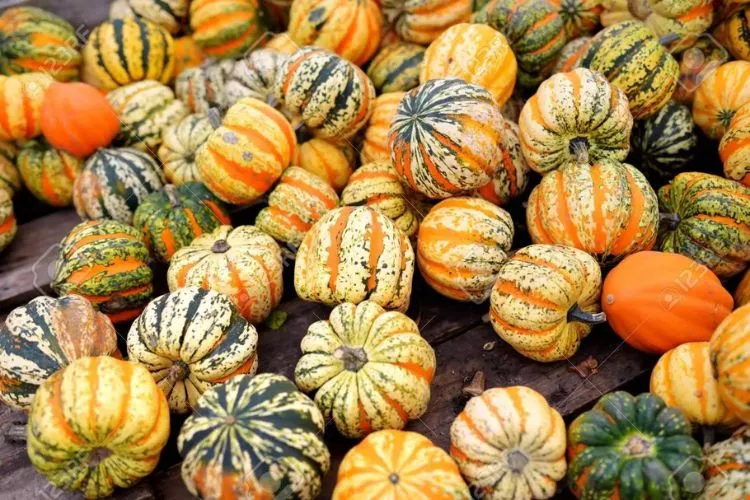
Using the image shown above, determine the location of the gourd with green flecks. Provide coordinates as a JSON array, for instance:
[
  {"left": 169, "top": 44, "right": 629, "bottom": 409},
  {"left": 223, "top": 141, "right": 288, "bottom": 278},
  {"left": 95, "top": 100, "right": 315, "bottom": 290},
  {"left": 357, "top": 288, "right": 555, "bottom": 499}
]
[
  {"left": 701, "top": 426, "right": 750, "bottom": 499},
  {"left": 190, "top": 0, "right": 269, "bottom": 59},
  {"left": 157, "top": 114, "right": 212, "bottom": 186},
  {"left": 366, "top": 42, "right": 425, "bottom": 93},
  {"left": 714, "top": 6, "right": 750, "bottom": 61},
  {"left": 0, "top": 140, "right": 20, "bottom": 197},
  {"left": 223, "top": 48, "right": 287, "bottom": 107},
  {"left": 109, "top": 0, "right": 188, "bottom": 34},
  {"left": 175, "top": 59, "right": 234, "bottom": 113},
  {"left": 567, "top": 391, "right": 704, "bottom": 499},
  {"left": 658, "top": 172, "right": 750, "bottom": 279},
  {"left": 178, "top": 373, "right": 330, "bottom": 499},
  {"left": 382, "top": 0, "right": 473, "bottom": 45},
  {"left": 16, "top": 139, "right": 83, "bottom": 207},
  {"left": 720, "top": 102, "right": 750, "bottom": 187},
  {"left": 548, "top": 0, "right": 602, "bottom": 37},
  {"left": 295, "top": 300, "right": 435, "bottom": 439},
  {"left": 0, "top": 189, "right": 15, "bottom": 253}
]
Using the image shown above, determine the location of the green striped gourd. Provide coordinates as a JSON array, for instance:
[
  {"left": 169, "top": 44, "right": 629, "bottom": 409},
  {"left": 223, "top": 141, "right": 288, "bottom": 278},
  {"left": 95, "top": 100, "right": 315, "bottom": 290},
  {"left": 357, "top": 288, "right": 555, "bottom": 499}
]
[
  {"left": 16, "top": 139, "right": 83, "bottom": 207},
  {"left": 109, "top": 0, "right": 188, "bottom": 34},
  {"left": 190, "top": 0, "right": 268, "bottom": 59},
  {"left": 158, "top": 114, "right": 212, "bottom": 186},
  {"left": 714, "top": 6, "right": 750, "bottom": 62},
  {"left": 127, "top": 287, "right": 258, "bottom": 413},
  {"left": 366, "top": 42, "right": 425, "bottom": 93},
  {"left": 73, "top": 147, "right": 166, "bottom": 225},
  {"left": 0, "top": 295, "right": 117, "bottom": 411},
  {"left": 175, "top": 59, "right": 234, "bottom": 113},
  {"left": 475, "top": 118, "right": 530, "bottom": 206},
  {"left": 549, "top": 0, "right": 603, "bottom": 37},
  {"left": 0, "top": 73, "right": 53, "bottom": 142},
  {"left": 178, "top": 373, "right": 330, "bottom": 499},
  {"left": 0, "top": 140, "right": 21, "bottom": 197},
  {"left": 224, "top": 48, "right": 287, "bottom": 107},
  {"left": 0, "top": 188, "right": 15, "bottom": 252},
  {"left": 381, "top": 0, "right": 473, "bottom": 45}
]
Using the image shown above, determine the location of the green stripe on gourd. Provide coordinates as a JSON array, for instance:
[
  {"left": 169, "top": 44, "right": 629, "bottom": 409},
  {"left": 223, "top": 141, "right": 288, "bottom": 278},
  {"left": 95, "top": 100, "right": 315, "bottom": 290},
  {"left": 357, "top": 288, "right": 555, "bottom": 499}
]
[
  {"left": 16, "top": 139, "right": 83, "bottom": 207},
  {"left": 109, "top": 0, "right": 188, "bottom": 34},
  {"left": 366, "top": 42, "right": 425, "bottom": 93},
  {"left": 175, "top": 59, "right": 234, "bottom": 113},
  {"left": 189, "top": 0, "right": 269, "bottom": 59},
  {"left": 0, "top": 140, "right": 20, "bottom": 196},
  {"left": 224, "top": 48, "right": 287, "bottom": 107},
  {"left": 0, "top": 189, "right": 15, "bottom": 252}
]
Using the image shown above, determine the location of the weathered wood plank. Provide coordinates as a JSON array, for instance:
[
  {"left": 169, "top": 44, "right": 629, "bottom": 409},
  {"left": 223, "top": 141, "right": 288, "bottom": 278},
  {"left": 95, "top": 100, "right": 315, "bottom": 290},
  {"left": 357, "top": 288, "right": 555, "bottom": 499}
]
[{"left": 0, "top": 0, "right": 111, "bottom": 34}]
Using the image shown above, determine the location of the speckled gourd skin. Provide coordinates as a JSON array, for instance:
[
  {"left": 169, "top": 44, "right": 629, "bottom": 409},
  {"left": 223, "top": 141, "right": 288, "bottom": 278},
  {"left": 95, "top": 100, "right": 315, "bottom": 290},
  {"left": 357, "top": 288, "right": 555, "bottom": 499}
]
[
  {"left": 367, "top": 42, "right": 425, "bottom": 93},
  {"left": 418, "top": 197, "right": 514, "bottom": 302},
  {"left": 381, "top": 0, "right": 472, "bottom": 44},
  {"left": 294, "top": 206, "right": 415, "bottom": 312},
  {"left": 27, "top": 356, "right": 170, "bottom": 500},
  {"left": 178, "top": 373, "right": 330, "bottom": 500},
  {"left": 692, "top": 61, "right": 750, "bottom": 140},
  {"left": 189, "top": 0, "right": 268, "bottom": 59},
  {"left": 360, "top": 92, "right": 406, "bottom": 164},
  {"left": 295, "top": 301, "right": 435, "bottom": 438},
  {"left": 0, "top": 141, "right": 20, "bottom": 197},
  {"left": 476, "top": 118, "right": 530, "bottom": 206},
  {"left": 702, "top": 426, "right": 750, "bottom": 499},
  {"left": 16, "top": 139, "right": 82, "bottom": 207},
  {"left": 0, "top": 189, "right": 16, "bottom": 252},
  {"left": 548, "top": 0, "right": 603, "bottom": 37},
  {"left": 224, "top": 48, "right": 287, "bottom": 107},
  {"left": 720, "top": 103, "right": 750, "bottom": 186},
  {"left": 157, "top": 114, "right": 212, "bottom": 186},
  {"left": 0, "top": 73, "right": 52, "bottom": 142},
  {"left": 519, "top": 68, "right": 633, "bottom": 175},
  {"left": 710, "top": 305, "right": 750, "bottom": 423},
  {"left": 715, "top": 6, "right": 750, "bottom": 61},
  {"left": 175, "top": 59, "right": 234, "bottom": 113},
  {"left": 109, "top": 0, "right": 188, "bottom": 34},
  {"left": 450, "top": 386, "right": 567, "bottom": 500}
]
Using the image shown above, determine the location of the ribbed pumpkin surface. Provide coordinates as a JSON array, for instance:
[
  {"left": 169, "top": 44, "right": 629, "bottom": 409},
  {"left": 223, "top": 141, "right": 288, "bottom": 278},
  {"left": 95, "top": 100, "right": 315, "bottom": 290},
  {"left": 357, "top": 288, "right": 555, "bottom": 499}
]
[
  {"left": 720, "top": 102, "right": 750, "bottom": 186},
  {"left": 17, "top": 139, "right": 82, "bottom": 207},
  {"left": 172, "top": 36, "right": 205, "bottom": 78},
  {"left": 0, "top": 189, "right": 15, "bottom": 252},
  {"left": 710, "top": 305, "right": 750, "bottom": 423},
  {"left": 296, "top": 137, "right": 356, "bottom": 192},
  {"left": 549, "top": 0, "right": 602, "bottom": 37},
  {"left": 158, "top": 114, "right": 212, "bottom": 186},
  {"left": 0, "top": 72, "right": 52, "bottom": 141},
  {"left": 367, "top": 42, "right": 424, "bottom": 93},
  {"left": 224, "top": 48, "right": 287, "bottom": 107},
  {"left": 693, "top": 60, "right": 750, "bottom": 139},
  {"left": 175, "top": 59, "right": 234, "bottom": 113},
  {"left": 109, "top": 0, "right": 188, "bottom": 34},
  {"left": 703, "top": 426, "right": 750, "bottom": 498},
  {"left": 0, "top": 141, "right": 20, "bottom": 197},
  {"left": 552, "top": 36, "right": 592, "bottom": 73},
  {"left": 27, "top": 356, "right": 170, "bottom": 499},
  {"left": 715, "top": 6, "right": 750, "bottom": 61},
  {"left": 178, "top": 373, "right": 330, "bottom": 499},
  {"left": 360, "top": 92, "right": 405, "bottom": 164},
  {"left": 381, "top": 0, "right": 472, "bottom": 44},
  {"left": 189, "top": 0, "right": 268, "bottom": 59},
  {"left": 476, "top": 118, "right": 530, "bottom": 206}
]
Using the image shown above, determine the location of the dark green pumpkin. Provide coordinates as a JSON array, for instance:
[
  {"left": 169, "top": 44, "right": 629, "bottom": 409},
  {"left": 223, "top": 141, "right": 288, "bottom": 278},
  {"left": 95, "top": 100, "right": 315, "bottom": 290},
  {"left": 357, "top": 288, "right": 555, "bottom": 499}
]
[
  {"left": 133, "top": 182, "right": 231, "bottom": 262},
  {"left": 366, "top": 42, "right": 425, "bottom": 93},
  {"left": 568, "top": 391, "right": 704, "bottom": 499}
]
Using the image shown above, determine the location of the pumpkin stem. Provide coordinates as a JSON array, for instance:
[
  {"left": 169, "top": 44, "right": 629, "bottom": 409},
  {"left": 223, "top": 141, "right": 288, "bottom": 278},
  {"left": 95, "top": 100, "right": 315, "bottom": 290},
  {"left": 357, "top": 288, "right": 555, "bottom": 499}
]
[
  {"left": 658, "top": 33, "right": 681, "bottom": 46},
  {"left": 163, "top": 360, "right": 190, "bottom": 389},
  {"left": 164, "top": 185, "right": 182, "bottom": 208},
  {"left": 88, "top": 447, "right": 113, "bottom": 467},
  {"left": 388, "top": 473, "right": 400, "bottom": 484},
  {"left": 207, "top": 108, "right": 222, "bottom": 129},
  {"left": 568, "top": 137, "right": 590, "bottom": 165},
  {"left": 506, "top": 449, "right": 530, "bottom": 473},
  {"left": 211, "top": 239, "right": 231, "bottom": 253},
  {"left": 463, "top": 371, "right": 486, "bottom": 397},
  {"left": 659, "top": 212, "right": 681, "bottom": 230},
  {"left": 333, "top": 346, "right": 368, "bottom": 372},
  {"left": 567, "top": 305, "right": 607, "bottom": 325}
]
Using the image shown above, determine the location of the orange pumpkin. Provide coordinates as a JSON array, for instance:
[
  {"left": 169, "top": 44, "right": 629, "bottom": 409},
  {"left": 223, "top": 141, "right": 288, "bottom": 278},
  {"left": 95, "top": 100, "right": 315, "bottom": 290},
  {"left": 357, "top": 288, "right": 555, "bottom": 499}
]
[
  {"left": 737, "top": 269, "right": 750, "bottom": 307},
  {"left": 40, "top": 82, "right": 120, "bottom": 157},
  {"left": 360, "top": 92, "right": 405, "bottom": 164},
  {"left": 719, "top": 102, "right": 750, "bottom": 186},
  {"left": 172, "top": 36, "right": 206, "bottom": 79},
  {"left": 0, "top": 73, "right": 52, "bottom": 142},
  {"left": 710, "top": 304, "right": 750, "bottom": 422},
  {"left": 693, "top": 60, "right": 750, "bottom": 139},
  {"left": 603, "top": 251, "right": 734, "bottom": 354},
  {"left": 295, "top": 138, "right": 356, "bottom": 192}
]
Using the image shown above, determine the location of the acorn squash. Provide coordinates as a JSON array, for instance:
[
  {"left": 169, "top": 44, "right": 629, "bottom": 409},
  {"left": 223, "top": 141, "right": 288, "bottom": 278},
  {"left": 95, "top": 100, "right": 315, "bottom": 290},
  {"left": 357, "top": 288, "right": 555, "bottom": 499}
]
[{"left": 16, "top": 139, "right": 82, "bottom": 207}]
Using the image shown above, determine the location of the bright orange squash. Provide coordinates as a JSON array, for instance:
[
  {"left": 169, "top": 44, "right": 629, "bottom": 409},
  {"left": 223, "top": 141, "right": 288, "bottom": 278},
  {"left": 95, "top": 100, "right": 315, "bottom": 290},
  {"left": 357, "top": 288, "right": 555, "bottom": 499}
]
[
  {"left": 693, "top": 60, "right": 750, "bottom": 139},
  {"left": 710, "top": 304, "right": 750, "bottom": 422}
]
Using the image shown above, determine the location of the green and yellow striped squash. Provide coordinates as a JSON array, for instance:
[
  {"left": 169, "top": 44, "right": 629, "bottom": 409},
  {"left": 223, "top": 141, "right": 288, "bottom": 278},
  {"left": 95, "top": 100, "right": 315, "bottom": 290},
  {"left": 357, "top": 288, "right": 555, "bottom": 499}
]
[
  {"left": 519, "top": 68, "right": 633, "bottom": 175},
  {"left": 473, "top": 0, "right": 566, "bottom": 87},
  {"left": 296, "top": 137, "right": 356, "bottom": 192},
  {"left": 381, "top": 0, "right": 473, "bottom": 44},
  {"left": 255, "top": 166, "right": 339, "bottom": 248},
  {"left": 551, "top": 36, "right": 592, "bottom": 73},
  {"left": 0, "top": 295, "right": 118, "bottom": 411},
  {"left": 178, "top": 373, "right": 330, "bottom": 499},
  {"left": 710, "top": 305, "right": 750, "bottom": 423},
  {"left": 81, "top": 18, "right": 175, "bottom": 91},
  {"left": 190, "top": 0, "right": 268, "bottom": 59},
  {"left": 567, "top": 391, "right": 704, "bottom": 499},
  {"left": 548, "top": 0, "right": 602, "bottom": 37},
  {"left": 693, "top": 61, "right": 750, "bottom": 140},
  {"left": 0, "top": 140, "right": 21, "bottom": 197},
  {"left": 720, "top": 102, "right": 750, "bottom": 187},
  {"left": 73, "top": 147, "right": 166, "bottom": 225},
  {"left": 0, "top": 189, "right": 15, "bottom": 253},
  {"left": 28, "top": 356, "right": 170, "bottom": 499},
  {"left": 224, "top": 48, "right": 287, "bottom": 107},
  {"left": 52, "top": 220, "right": 154, "bottom": 324},
  {"left": 0, "top": 7, "right": 81, "bottom": 81},
  {"left": 0, "top": 72, "right": 52, "bottom": 141},
  {"left": 366, "top": 41, "right": 425, "bottom": 93},
  {"left": 108, "top": 80, "right": 189, "bottom": 151},
  {"left": 476, "top": 118, "right": 530, "bottom": 206},
  {"left": 109, "top": 0, "right": 188, "bottom": 34},
  {"left": 158, "top": 114, "right": 212, "bottom": 186},
  {"left": 389, "top": 77, "right": 505, "bottom": 199},
  {"left": 658, "top": 172, "right": 750, "bottom": 278},
  {"left": 360, "top": 92, "right": 405, "bottom": 165},
  {"left": 127, "top": 287, "right": 258, "bottom": 414},
  {"left": 295, "top": 300, "right": 435, "bottom": 439},
  {"left": 715, "top": 6, "right": 750, "bottom": 61},
  {"left": 273, "top": 47, "right": 375, "bottom": 139},
  {"left": 527, "top": 160, "right": 659, "bottom": 264},
  {"left": 295, "top": 206, "right": 415, "bottom": 312},
  {"left": 702, "top": 426, "right": 750, "bottom": 498},
  {"left": 16, "top": 139, "right": 83, "bottom": 207},
  {"left": 175, "top": 59, "right": 234, "bottom": 113},
  {"left": 133, "top": 183, "right": 231, "bottom": 262},
  {"left": 451, "top": 386, "right": 567, "bottom": 499},
  {"left": 490, "top": 244, "right": 603, "bottom": 362},
  {"left": 579, "top": 20, "right": 679, "bottom": 119},
  {"left": 168, "top": 225, "right": 284, "bottom": 324},
  {"left": 630, "top": 100, "right": 697, "bottom": 182},
  {"left": 418, "top": 197, "right": 514, "bottom": 302}
]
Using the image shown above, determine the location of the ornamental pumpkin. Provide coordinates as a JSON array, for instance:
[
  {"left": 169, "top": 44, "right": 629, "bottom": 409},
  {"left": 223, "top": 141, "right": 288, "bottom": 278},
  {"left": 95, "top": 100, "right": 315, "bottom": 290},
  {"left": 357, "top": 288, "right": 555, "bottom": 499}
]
[
  {"left": 40, "top": 82, "right": 120, "bottom": 158},
  {"left": 168, "top": 225, "right": 284, "bottom": 324},
  {"left": 178, "top": 373, "right": 330, "bottom": 499},
  {"left": 158, "top": 114, "right": 212, "bottom": 186},
  {"left": 367, "top": 42, "right": 425, "bottom": 93},
  {"left": 450, "top": 386, "right": 567, "bottom": 500},
  {"left": 737, "top": 269, "right": 750, "bottom": 307},
  {"left": 0, "top": 72, "right": 52, "bottom": 141},
  {"left": 475, "top": 118, "right": 530, "bottom": 206},
  {"left": 490, "top": 244, "right": 603, "bottom": 362},
  {"left": 527, "top": 160, "right": 659, "bottom": 263},
  {"left": 109, "top": 0, "right": 188, "bottom": 34},
  {"left": 418, "top": 197, "right": 514, "bottom": 302},
  {"left": 197, "top": 97, "right": 295, "bottom": 204},
  {"left": 133, "top": 183, "right": 231, "bottom": 262},
  {"left": 720, "top": 102, "right": 750, "bottom": 186},
  {"left": 334, "top": 430, "right": 470, "bottom": 499},
  {"left": 223, "top": 48, "right": 287, "bottom": 107},
  {"left": 382, "top": 0, "right": 472, "bottom": 44},
  {"left": 360, "top": 92, "right": 406, "bottom": 164},
  {"left": 567, "top": 391, "right": 704, "bottom": 499},
  {"left": 274, "top": 47, "right": 375, "bottom": 139},
  {"left": 651, "top": 342, "right": 740, "bottom": 427},
  {"left": 189, "top": 0, "right": 268, "bottom": 59},
  {"left": 295, "top": 301, "right": 435, "bottom": 438},
  {"left": 473, "top": 0, "right": 566, "bottom": 87},
  {"left": 294, "top": 206, "right": 415, "bottom": 311},
  {"left": 658, "top": 172, "right": 750, "bottom": 278},
  {"left": 389, "top": 78, "right": 504, "bottom": 199},
  {"left": 702, "top": 426, "right": 750, "bottom": 499},
  {"left": 0, "top": 295, "right": 117, "bottom": 411},
  {"left": 419, "top": 23, "right": 517, "bottom": 105},
  {"left": 172, "top": 36, "right": 205, "bottom": 79},
  {"left": 715, "top": 6, "right": 750, "bottom": 61},
  {"left": 673, "top": 37, "right": 729, "bottom": 104},
  {"left": 0, "top": 7, "right": 81, "bottom": 81},
  {"left": 256, "top": 166, "right": 339, "bottom": 247},
  {"left": 693, "top": 61, "right": 750, "bottom": 139},
  {"left": 0, "top": 189, "right": 15, "bottom": 252},
  {"left": 602, "top": 251, "right": 733, "bottom": 354},
  {"left": 341, "top": 161, "right": 425, "bottom": 238},
  {"left": 578, "top": 20, "right": 679, "bottom": 119},
  {"left": 81, "top": 18, "right": 174, "bottom": 90},
  {"left": 108, "top": 80, "right": 189, "bottom": 151},
  {"left": 518, "top": 68, "right": 632, "bottom": 175},
  {"left": 710, "top": 304, "right": 750, "bottom": 422},
  {"left": 548, "top": 0, "right": 602, "bottom": 37},
  {"left": 27, "top": 356, "right": 170, "bottom": 499},
  {"left": 175, "top": 59, "right": 234, "bottom": 113},
  {"left": 551, "top": 36, "right": 593, "bottom": 73},
  {"left": 128, "top": 287, "right": 258, "bottom": 413},
  {"left": 0, "top": 141, "right": 20, "bottom": 197},
  {"left": 16, "top": 139, "right": 83, "bottom": 207},
  {"left": 288, "top": 0, "right": 383, "bottom": 65},
  {"left": 296, "top": 137, "right": 356, "bottom": 191},
  {"left": 73, "top": 147, "right": 166, "bottom": 225},
  {"left": 52, "top": 220, "right": 154, "bottom": 323}
]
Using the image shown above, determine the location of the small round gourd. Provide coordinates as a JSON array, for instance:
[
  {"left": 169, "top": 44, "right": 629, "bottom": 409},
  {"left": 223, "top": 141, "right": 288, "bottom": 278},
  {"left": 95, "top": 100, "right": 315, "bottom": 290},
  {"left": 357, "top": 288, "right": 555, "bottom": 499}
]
[
  {"left": 178, "top": 373, "right": 330, "bottom": 499},
  {"left": 16, "top": 139, "right": 83, "bottom": 207},
  {"left": 450, "top": 386, "right": 567, "bottom": 499},
  {"left": 367, "top": 42, "right": 425, "bottom": 93},
  {"left": 168, "top": 225, "right": 284, "bottom": 324},
  {"left": 0, "top": 141, "right": 20, "bottom": 197},
  {"left": 693, "top": 61, "right": 750, "bottom": 139},
  {"left": 389, "top": 78, "right": 505, "bottom": 199},
  {"left": 158, "top": 114, "right": 212, "bottom": 186},
  {"left": 548, "top": 0, "right": 602, "bottom": 37},
  {"left": 294, "top": 206, "right": 415, "bottom": 312},
  {"left": 0, "top": 189, "right": 16, "bottom": 253},
  {"left": 109, "top": 0, "right": 188, "bottom": 34},
  {"left": 175, "top": 59, "right": 234, "bottom": 113},
  {"left": 296, "top": 138, "right": 356, "bottom": 192},
  {"left": 172, "top": 36, "right": 205, "bottom": 79},
  {"left": 0, "top": 295, "right": 118, "bottom": 411},
  {"left": 418, "top": 197, "right": 514, "bottom": 302},
  {"left": 475, "top": 118, "right": 530, "bottom": 206},
  {"left": 189, "top": 0, "right": 268, "bottom": 59},
  {"left": 223, "top": 48, "right": 287, "bottom": 107},
  {"left": 715, "top": 6, "right": 750, "bottom": 61},
  {"left": 710, "top": 304, "right": 750, "bottom": 423},
  {"left": 703, "top": 426, "right": 750, "bottom": 499},
  {"left": 720, "top": 102, "right": 750, "bottom": 186},
  {"left": 0, "top": 73, "right": 53, "bottom": 141},
  {"left": 360, "top": 92, "right": 405, "bottom": 164},
  {"left": 382, "top": 0, "right": 472, "bottom": 44}
]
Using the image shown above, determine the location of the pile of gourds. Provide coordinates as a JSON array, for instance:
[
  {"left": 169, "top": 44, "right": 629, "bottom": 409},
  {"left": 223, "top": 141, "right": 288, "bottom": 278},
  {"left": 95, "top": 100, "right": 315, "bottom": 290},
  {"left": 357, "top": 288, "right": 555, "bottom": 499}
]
[{"left": 0, "top": 0, "right": 749, "bottom": 498}]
